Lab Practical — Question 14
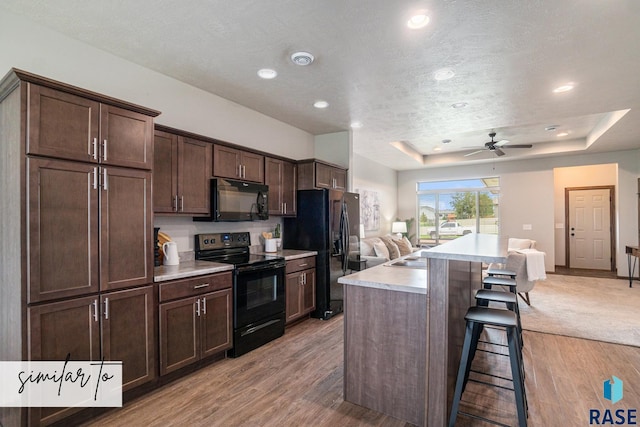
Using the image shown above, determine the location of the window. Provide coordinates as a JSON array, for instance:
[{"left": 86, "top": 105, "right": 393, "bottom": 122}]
[{"left": 417, "top": 178, "right": 500, "bottom": 245}]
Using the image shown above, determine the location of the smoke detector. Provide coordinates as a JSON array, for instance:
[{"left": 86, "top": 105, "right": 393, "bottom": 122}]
[{"left": 291, "top": 51, "right": 315, "bottom": 66}]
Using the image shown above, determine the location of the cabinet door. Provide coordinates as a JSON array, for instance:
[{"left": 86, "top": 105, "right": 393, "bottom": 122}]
[
  {"left": 153, "top": 130, "right": 178, "bottom": 213},
  {"left": 179, "top": 137, "right": 212, "bottom": 214},
  {"left": 301, "top": 269, "right": 316, "bottom": 314},
  {"left": 213, "top": 144, "right": 241, "bottom": 179},
  {"left": 28, "top": 158, "right": 99, "bottom": 303},
  {"left": 200, "top": 289, "right": 233, "bottom": 358},
  {"left": 100, "top": 105, "right": 153, "bottom": 170},
  {"left": 315, "top": 163, "right": 333, "bottom": 189},
  {"left": 285, "top": 273, "right": 302, "bottom": 323},
  {"left": 101, "top": 286, "right": 156, "bottom": 391},
  {"left": 27, "top": 84, "right": 100, "bottom": 163},
  {"left": 332, "top": 168, "right": 347, "bottom": 191},
  {"left": 241, "top": 151, "right": 264, "bottom": 183},
  {"left": 159, "top": 297, "right": 198, "bottom": 375},
  {"left": 265, "top": 157, "right": 283, "bottom": 215},
  {"left": 100, "top": 167, "right": 153, "bottom": 291},
  {"left": 29, "top": 296, "right": 101, "bottom": 426},
  {"left": 281, "top": 160, "right": 297, "bottom": 216}
]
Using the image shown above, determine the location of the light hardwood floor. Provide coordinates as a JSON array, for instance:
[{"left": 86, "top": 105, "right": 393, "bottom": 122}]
[{"left": 86, "top": 315, "right": 640, "bottom": 427}]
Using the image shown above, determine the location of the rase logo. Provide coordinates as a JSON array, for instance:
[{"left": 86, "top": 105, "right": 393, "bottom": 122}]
[{"left": 589, "top": 376, "right": 637, "bottom": 425}]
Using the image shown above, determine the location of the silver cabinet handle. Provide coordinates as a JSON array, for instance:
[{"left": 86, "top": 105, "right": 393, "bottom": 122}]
[
  {"left": 103, "top": 139, "right": 108, "bottom": 161},
  {"left": 298, "top": 263, "right": 308, "bottom": 267},
  {"left": 180, "top": 196, "right": 184, "bottom": 212},
  {"left": 93, "top": 167, "right": 98, "bottom": 190},
  {"left": 102, "top": 169, "right": 108, "bottom": 190},
  {"left": 93, "top": 299, "right": 98, "bottom": 322},
  {"left": 194, "top": 283, "right": 209, "bottom": 289},
  {"left": 104, "top": 297, "right": 109, "bottom": 319},
  {"left": 92, "top": 138, "right": 98, "bottom": 160},
  {"left": 243, "top": 165, "right": 246, "bottom": 178},
  {"left": 284, "top": 202, "right": 287, "bottom": 214},
  {"left": 202, "top": 297, "right": 207, "bottom": 315},
  {"left": 196, "top": 298, "right": 201, "bottom": 316},
  {"left": 238, "top": 164, "right": 242, "bottom": 178},
  {"left": 173, "top": 195, "right": 178, "bottom": 212}
]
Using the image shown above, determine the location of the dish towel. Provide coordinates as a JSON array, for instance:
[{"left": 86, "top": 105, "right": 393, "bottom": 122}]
[{"left": 516, "top": 249, "right": 547, "bottom": 281}]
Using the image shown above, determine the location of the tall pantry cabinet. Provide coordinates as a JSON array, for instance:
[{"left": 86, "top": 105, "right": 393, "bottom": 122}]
[{"left": 0, "top": 69, "right": 160, "bottom": 427}]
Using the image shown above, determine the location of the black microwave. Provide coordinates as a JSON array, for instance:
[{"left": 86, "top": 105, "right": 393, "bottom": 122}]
[{"left": 195, "top": 178, "right": 269, "bottom": 222}]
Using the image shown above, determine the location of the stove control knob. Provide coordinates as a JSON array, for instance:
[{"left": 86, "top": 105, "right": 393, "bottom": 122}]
[{"left": 204, "top": 239, "right": 209, "bottom": 244}]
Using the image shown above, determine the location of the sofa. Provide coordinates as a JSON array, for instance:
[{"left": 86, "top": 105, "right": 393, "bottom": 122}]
[{"left": 356, "top": 234, "right": 419, "bottom": 268}]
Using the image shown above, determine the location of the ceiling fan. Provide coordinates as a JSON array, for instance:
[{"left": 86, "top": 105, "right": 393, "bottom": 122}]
[{"left": 464, "top": 132, "right": 533, "bottom": 157}]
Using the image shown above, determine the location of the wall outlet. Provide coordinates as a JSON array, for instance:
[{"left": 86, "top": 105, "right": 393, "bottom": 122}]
[{"left": 522, "top": 224, "right": 532, "bottom": 230}]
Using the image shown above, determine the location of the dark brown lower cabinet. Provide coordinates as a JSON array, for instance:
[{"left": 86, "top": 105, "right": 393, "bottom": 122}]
[
  {"left": 28, "top": 285, "right": 156, "bottom": 426},
  {"left": 159, "top": 288, "right": 232, "bottom": 375},
  {"left": 285, "top": 256, "right": 316, "bottom": 324}
]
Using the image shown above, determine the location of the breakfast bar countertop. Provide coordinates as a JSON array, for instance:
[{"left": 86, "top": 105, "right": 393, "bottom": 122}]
[
  {"left": 421, "top": 233, "right": 508, "bottom": 263},
  {"left": 338, "top": 257, "right": 427, "bottom": 295}
]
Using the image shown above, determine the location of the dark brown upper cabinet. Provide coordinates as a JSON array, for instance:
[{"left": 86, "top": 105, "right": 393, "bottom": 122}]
[
  {"left": 153, "top": 130, "right": 212, "bottom": 215},
  {"left": 265, "top": 157, "right": 297, "bottom": 216},
  {"left": 213, "top": 144, "right": 264, "bottom": 183},
  {"left": 27, "top": 84, "right": 154, "bottom": 170},
  {"left": 297, "top": 159, "right": 347, "bottom": 191}
]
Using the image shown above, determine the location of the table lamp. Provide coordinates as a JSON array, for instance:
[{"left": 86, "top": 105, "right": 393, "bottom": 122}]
[{"left": 392, "top": 221, "right": 407, "bottom": 239}]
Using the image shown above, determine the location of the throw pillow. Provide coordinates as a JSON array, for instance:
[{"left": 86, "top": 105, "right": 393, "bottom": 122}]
[
  {"left": 373, "top": 241, "right": 390, "bottom": 259},
  {"left": 402, "top": 236, "right": 414, "bottom": 251},
  {"left": 392, "top": 237, "right": 413, "bottom": 256},
  {"left": 360, "top": 239, "right": 375, "bottom": 256},
  {"left": 380, "top": 236, "right": 401, "bottom": 260}
]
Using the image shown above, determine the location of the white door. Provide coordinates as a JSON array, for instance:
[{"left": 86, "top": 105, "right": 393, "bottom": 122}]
[{"left": 568, "top": 188, "right": 612, "bottom": 270}]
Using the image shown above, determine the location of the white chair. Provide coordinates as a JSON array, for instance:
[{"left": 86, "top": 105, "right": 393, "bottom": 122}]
[{"left": 488, "top": 238, "right": 538, "bottom": 305}]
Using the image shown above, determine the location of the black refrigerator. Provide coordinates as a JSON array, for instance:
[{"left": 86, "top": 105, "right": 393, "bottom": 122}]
[{"left": 283, "top": 189, "right": 360, "bottom": 320}]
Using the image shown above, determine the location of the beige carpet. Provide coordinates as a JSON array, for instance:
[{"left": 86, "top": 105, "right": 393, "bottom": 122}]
[{"left": 518, "top": 274, "right": 640, "bottom": 347}]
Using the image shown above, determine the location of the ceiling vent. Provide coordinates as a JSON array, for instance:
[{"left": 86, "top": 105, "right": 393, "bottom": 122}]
[{"left": 291, "top": 51, "right": 314, "bottom": 66}]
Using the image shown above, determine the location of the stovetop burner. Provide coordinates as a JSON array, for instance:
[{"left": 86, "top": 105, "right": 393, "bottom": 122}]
[{"left": 194, "top": 232, "right": 284, "bottom": 268}]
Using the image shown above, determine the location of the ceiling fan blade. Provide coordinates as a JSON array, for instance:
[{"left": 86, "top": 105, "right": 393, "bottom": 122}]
[
  {"left": 504, "top": 144, "right": 533, "bottom": 148},
  {"left": 494, "top": 148, "right": 506, "bottom": 156},
  {"left": 493, "top": 139, "right": 510, "bottom": 147},
  {"left": 464, "top": 150, "right": 486, "bottom": 157}
]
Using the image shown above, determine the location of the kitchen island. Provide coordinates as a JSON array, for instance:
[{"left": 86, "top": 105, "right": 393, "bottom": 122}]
[{"left": 338, "top": 233, "right": 507, "bottom": 426}]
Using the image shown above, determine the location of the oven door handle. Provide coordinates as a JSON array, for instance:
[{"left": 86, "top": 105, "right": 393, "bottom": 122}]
[
  {"left": 241, "top": 319, "right": 282, "bottom": 337},
  {"left": 235, "top": 261, "right": 285, "bottom": 274}
]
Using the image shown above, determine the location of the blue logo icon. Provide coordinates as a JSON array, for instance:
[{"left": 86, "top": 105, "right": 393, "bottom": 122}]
[{"left": 604, "top": 376, "right": 623, "bottom": 404}]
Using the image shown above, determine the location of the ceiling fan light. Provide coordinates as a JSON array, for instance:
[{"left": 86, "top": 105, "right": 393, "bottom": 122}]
[{"left": 553, "top": 82, "right": 575, "bottom": 93}]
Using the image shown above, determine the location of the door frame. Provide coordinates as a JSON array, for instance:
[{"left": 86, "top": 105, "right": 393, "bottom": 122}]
[{"left": 564, "top": 185, "right": 616, "bottom": 271}]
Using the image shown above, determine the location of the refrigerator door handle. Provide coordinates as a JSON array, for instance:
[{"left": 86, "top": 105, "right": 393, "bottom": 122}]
[{"left": 341, "top": 201, "right": 350, "bottom": 273}]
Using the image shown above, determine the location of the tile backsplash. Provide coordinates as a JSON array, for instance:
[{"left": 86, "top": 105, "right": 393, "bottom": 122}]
[{"left": 154, "top": 215, "right": 284, "bottom": 254}]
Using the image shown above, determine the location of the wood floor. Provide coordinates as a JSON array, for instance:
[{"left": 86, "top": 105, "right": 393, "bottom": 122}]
[{"left": 85, "top": 315, "right": 640, "bottom": 427}]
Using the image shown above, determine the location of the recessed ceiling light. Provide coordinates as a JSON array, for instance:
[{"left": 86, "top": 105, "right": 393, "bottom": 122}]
[
  {"left": 433, "top": 68, "right": 455, "bottom": 81},
  {"left": 442, "top": 139, "right": 451, "bottom": 144},
  {"left": 557, "top": 132, "right": 569, "bottom": 137},
  {"left": 451, "top": 102, "right": 468, "bottom": 109},
  {"left": 350, "top": 121, "right": 363, "bottom": 129},
  {"left": 433, "top": 147, "right": 442, "bottom": 152},
  {"left": 291, "top": 51, "right": 315, "bottom": 66},
  {"left": 257, "top": 68, "right": 277, "bottom": 79},
  {"left": 545, "top": 125, "right": 558, "bottom": 131},
  {"left": 313, "top": 100, "right": 329, "bottom": 109},
  {"left": 553, "top": 83, "right": 575, "bottom": 93},
  {"left": 407, "top": 12, "right": 430, "bottom": 29}
]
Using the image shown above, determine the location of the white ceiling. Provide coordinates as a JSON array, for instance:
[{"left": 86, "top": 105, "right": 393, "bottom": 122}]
[{"left": 4, "top": 0, "right": 640, "bottom": 170}]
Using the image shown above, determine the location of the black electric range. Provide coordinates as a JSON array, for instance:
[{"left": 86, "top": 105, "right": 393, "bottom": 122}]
[{"left": 194, "top": 232, "right": 286, "bottom": 357}]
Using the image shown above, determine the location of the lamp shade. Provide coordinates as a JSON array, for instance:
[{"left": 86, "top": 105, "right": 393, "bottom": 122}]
[{"left": 392, "top": 221, "right": 407, "bottom": 234}]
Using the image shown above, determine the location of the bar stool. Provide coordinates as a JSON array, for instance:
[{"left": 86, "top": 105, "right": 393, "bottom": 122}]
[
  {"left": 449, "top": 306, "right": 528, "bottom": 427},
  {"left": 475, "top": 288, "right": 523, "bottom": 350},
  {"left": 483, "top": 275, "right": 517, "bottom": 293},
  {"left": 486, "top": 266, "right": 517, "bottom": 279}
]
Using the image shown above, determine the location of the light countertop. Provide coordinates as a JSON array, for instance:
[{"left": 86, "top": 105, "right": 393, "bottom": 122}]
[
  {"left": 422, "top": 233, "right": 508, "bottom": 264},
  {"left": 338, "top": 258, "right": 427, "bottom": 295},
  {"left": 254, "top": 249, "right": 318, "bottom": 260},
  {"left": 154, "top": 260, "right": 234, "bottom": 282},
  {"left": 154, "top": 250, "right": 317, "bottom": 282}
]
